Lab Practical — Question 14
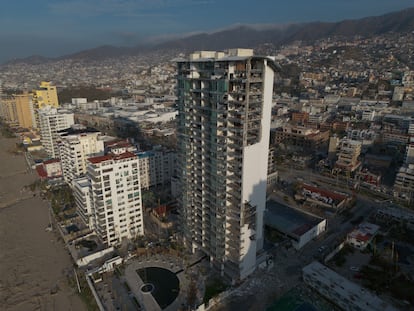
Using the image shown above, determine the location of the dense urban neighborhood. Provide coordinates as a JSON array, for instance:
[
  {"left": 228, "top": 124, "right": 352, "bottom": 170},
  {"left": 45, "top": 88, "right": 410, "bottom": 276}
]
[{"left": 1, "top": 9, "right": 414, "bottom": 311}]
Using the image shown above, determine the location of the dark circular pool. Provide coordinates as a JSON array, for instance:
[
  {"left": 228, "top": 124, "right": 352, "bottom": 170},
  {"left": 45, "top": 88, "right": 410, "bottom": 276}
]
[{"left": 136, "top": 267, "right": 180, "bottom": 309}]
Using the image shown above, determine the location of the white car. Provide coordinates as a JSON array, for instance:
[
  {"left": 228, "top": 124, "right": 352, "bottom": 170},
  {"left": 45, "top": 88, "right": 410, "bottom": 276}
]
[{"left": 350, "top": 266, "right": 360, "bottom": 272}]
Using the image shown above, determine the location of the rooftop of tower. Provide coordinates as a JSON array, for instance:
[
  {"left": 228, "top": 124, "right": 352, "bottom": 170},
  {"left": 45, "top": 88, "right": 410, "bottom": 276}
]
[
  {"left": 58, "top": 124, "right": 100, "bottom": 137},
  {"left": 175, "top": 48, "right": 280, "bottom": 71},
  {"left": 87, "top": 151, "right": 136, "bottom": 164},
  {"left": 189, "top": 48, "right": 254, "bottom": 60}
]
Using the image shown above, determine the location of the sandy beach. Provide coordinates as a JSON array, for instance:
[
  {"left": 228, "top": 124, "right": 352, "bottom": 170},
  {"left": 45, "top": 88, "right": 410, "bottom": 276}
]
[{"left": 0, "top": 135, "right": 86, "bottom": 311}]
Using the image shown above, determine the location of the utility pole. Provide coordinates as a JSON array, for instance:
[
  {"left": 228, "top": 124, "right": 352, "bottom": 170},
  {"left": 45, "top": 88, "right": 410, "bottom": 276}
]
[{"left": 48, "top": 202, "right": 53, "bottom": 230}]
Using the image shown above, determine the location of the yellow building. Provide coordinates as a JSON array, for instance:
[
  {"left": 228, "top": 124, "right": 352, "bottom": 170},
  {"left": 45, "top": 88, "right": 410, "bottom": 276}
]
[
  {"left": 15, "top": 93, "right": 35, "bottom": 128},
  {"left": 0, "top": 96, "right": 19, "bottom": 126},
  {"left": 32, "top": 81, "right": 60, "bottom": 129},
  {"left": 33, "top": 81, "right": 59, "bottom": 108},
  {"left": 0, "top": 93, "right": 35, "bottom": 128}
]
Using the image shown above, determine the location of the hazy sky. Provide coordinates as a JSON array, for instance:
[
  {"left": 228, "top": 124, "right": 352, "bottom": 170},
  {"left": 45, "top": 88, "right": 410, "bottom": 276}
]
[{"left": 1, "top": 0, "right": 413, "bottom": 63}]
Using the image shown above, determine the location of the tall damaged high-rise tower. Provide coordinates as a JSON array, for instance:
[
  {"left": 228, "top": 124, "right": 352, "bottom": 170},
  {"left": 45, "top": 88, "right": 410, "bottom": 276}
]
[{"left": 176, "top": 49, "right": 277, "bottom": 281}]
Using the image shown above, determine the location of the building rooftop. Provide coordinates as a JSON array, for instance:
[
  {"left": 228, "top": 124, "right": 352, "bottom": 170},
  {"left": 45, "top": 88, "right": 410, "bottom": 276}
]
[
  {"left": 74, "top": 177, "right": 90, "bottom": 188},
  {"left": 35, "top": 165, "right": 47, "bottom": 179},
  {"left": 265, "top": 200, "right": 323, "bottom": 237},
  {"left": 87, "top": 151, "right": 136, "bottom": 164},
  {"left": 137, "top": 151, "right": 156, "bottom": 158},
  {"left": 303, "top": 261, "right": 397, "bottom": 311},
  {"left": 104, "top": 139, "right": 132, "bottom": 148},
  {"left": 347, "top": 222, "right": 379, "bottom": 242},
  {"left": 43, "top": 158, "right": 60, "bottom": 165},
  {"left": 176, "top": 49, "right": 280, "bottom": 71},
  {"left": 58, "top": 125, "right": 100, "bottom": 137},
  {"left": 302, "top": 183, "right": 348, "bottom": 204}
]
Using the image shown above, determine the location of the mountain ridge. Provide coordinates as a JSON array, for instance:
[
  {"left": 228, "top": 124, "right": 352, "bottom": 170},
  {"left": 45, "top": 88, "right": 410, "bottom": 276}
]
[{"left": 4, "top": 7, "right": 414, "bottom": 65}]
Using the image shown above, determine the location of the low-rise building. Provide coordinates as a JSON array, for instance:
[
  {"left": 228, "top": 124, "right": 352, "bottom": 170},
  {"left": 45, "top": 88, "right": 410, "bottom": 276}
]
[
  {"left": 35, "top": 158, "right": 63, "bottom": 180},
  {"left": 303, "top": 261, "right": 397, "bottom": 311},
  {"left": 301, "top": 183, "right": 350, "bottom": 210},
  {"left": 335, "top": 139, "right": 362, "bottom": 173},
  {"left": 272, "top": 124, "right": 329, "bottom": 153},
  {"left": 375, "top": 206, "right": 414, "bottom": 229},
  {"left": 393, "top": 164, "right": 414, "bottom": 203},
  {"left": 265, "top": 200, "right": 326, "bottom": 250},
  {"left": 355, "top": 168, "right": 381, "bottom": 187},
  {"left": 346, "top": 222, "right": 380, "bottom": 250}
]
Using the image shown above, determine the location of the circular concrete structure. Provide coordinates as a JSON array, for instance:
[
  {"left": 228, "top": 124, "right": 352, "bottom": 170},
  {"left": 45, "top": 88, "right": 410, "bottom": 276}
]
[
  {"left": 141, "top": 283, "right": 155, "bottom": 293},
  {"left": 136, "top": 267, "right": 180, "bottom": 309}
]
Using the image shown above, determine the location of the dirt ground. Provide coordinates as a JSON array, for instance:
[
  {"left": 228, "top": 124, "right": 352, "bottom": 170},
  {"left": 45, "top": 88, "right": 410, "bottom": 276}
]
[{"left": 0, "top": 135, "right": 86, "bottom": 311}]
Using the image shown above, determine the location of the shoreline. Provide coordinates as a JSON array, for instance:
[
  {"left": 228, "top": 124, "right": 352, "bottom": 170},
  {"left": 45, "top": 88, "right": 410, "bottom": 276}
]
[{"left": 0, "top": 134, "right": 86, "bottom": 311}]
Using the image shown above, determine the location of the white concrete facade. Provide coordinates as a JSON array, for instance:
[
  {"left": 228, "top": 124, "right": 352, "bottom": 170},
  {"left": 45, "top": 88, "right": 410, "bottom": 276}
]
[
  {"left": 293, "top": 219, "right": 326, "bottom": 250},
  {"left": 59, "top": 130, "right": 105, "bottom": 187},
  {"left": 176, "top": 49, "right": 276, "bottom": 282},
  {"left": 38, "top": 107, "right": 74, "bottom": 158},
  {"left": 346, "top": 222, "right": 379, "bottom": 250},
  {"left": 86, "top": 152, "right": 144, "bottom": 246},
  {"left": 43, "top": 159, "right": 63, "bottom": 178},
  {"left": 137, "top": 148, "right": 176, "bottom": 190},
  {"left": 394, "top": 163, "right": 414, "bottom": 203},
  {"left": 73, "top": 177, "right": 93, "bottom": 228}
]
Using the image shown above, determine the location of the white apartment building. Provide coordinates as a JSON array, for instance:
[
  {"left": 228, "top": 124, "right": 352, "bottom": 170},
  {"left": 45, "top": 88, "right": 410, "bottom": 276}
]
[
  {"left": 394, "top": 164, "right": 414, "bottom": 204},
  {"left": 73, "top": 177, "right": 93, "bottom": 228},
  {"left": 59, "top": 126, "right": 105, "bottom": 187},
  {"left": 86, "top": 152, "right": 144, "bottom": 246},
  {"left": 176, "top": 49, "right": 276, "bottom": 281},
  {"left": 38, "top": 107, "right": 74, "bottom": 158},
  {"left": 137, "top": 147, "right": 176, "bottom": 190}
]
